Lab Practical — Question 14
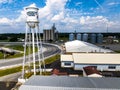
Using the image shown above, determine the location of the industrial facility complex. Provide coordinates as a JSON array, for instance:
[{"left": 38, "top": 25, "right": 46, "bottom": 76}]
[
  {"left": 69, "top": 33, "right": 103, "bottom": 44},
  {"left": 43, "top": 24, "right": 58, "bottom": 42},
  {"left": 1, "top": 2, "right": 120, "bottom": 90},
  {"left": 15, "top": 11, "right": 120, "bottom": 90}
]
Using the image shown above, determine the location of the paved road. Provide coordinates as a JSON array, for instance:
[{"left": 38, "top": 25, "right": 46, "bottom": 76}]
[{"left": 0, "top": 43, "right": 61, "bottom": 69}]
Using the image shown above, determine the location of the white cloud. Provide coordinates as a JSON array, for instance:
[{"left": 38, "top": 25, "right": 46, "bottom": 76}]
[
  {"left": 0, "top": 0, "right": 13, "bottom": 4},
  {"left": 108, "top": 2, "right": 120, "bottom": 6},
  {"left": 39, "top": 0, "right": 67, "bottom": 19},
  {"left": 51, "top": 12, "right": 64, "bottom": 21},
  {"left": 0, "top": 18, "right": 11, "bottom": 24},
  {"left": 80, "top": 16, "right": 108, "bottom": 25},
  {"left": 0, "top": 0, "right": 120, "bottom": 33},
  {"left": 15, "top": 9, "right": 26, "bottom": 22}
]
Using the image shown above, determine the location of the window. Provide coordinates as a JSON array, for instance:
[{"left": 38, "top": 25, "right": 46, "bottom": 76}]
[
  {"left": 108, "top": 66, "right": 116, "bottom": 69},
  {"left": 64, "top": 62, "right": 71, "bottom": 66}
]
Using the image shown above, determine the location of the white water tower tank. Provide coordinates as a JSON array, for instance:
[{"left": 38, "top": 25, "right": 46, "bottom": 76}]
[{"left": 26, "top": 5, "right": 39, "bottom": 28}]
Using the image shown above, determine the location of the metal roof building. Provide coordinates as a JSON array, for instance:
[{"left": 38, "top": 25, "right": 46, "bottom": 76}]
[
  {"left": 65, "top": 40, "right": 113, "bottom": 53},
  {"left": 73, "top": 53, "right": 120, "bottom": 64},
  {"left": 19, "top": 76, "right": 120, "bottom": 90},
  {"left": 61, "top": 53, "right": 120, "bottom": 71}
]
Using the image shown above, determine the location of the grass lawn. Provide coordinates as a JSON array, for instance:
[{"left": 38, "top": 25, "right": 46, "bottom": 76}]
[
  {"left": 0, "top": 66, "right": 22, "bottom": 77},
  {"left": 115, "top": 50, "right": 120, "bottom": 53},
  {"left": 0, "top": 45, "right": 38, "bottom": 59}
]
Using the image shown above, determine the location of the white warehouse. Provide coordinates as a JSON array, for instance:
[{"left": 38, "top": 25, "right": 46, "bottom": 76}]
[
  {"left": 65, "top": 40, "right": 113, "bottom": 53},
  {"left": 61, "top": 53, "right": 120, "bottom": 71}
]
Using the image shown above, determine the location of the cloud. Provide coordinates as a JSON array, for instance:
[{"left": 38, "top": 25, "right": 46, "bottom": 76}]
[
  {"left": 0, "top": 18, "right": 12, "bottom": 24},
  {"left": 38, "top": 0, "right": 67, "bottom": 28},
  {"left": 0, "top": 0, "right": 120, "bottom": 33},
  {"left": 38, "top": 0, "right": 67, "bottom": 18},
  {"left": 0, "top": 0, "right": 13, "bottom": 4},
  {"left": 51, "top": 12, "right": 64, "bottom": 21},
  {"left": 0, "top": 0, "right": 68, "bottom": 33},
  {"left": 108, "top": 2, "right": 120, "bottom": 6}
]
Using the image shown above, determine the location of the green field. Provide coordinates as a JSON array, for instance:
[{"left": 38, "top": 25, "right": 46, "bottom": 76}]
[
  {"left": 0, "top": 66, "right": 22, "bottom": 77},
  {"left": 0, "top": 45, "right": 38, "bottom": 59}
]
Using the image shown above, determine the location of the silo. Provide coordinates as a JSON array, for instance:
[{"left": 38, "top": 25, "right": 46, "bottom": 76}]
[
  {"left": 82, "top": 33, "right": 88, "bottom": 42},
  {"left": 90, "top": 33, "right": 96, "bottom": 43},
  {"left": 77, "top": 33, "right": 82, "bottom": 40},
  {"left": 97, "top": 33, "right": 103, "bottom": 44},
  {"left": 69, "top": 33, "right": 74, "bottom": 41}
]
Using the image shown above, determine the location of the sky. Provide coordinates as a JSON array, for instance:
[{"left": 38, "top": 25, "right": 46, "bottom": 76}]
[{"left": 0, "top": 0, "right": 120, "bottom": 33}]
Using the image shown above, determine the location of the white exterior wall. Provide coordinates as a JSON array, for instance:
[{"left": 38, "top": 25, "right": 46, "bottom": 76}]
[
  {"left": 116, "top": 66, "right": 120, "bottom": 71},
  {"left": 74, "top": 64, "right": 120, "bottom": 71},
  {"left": 61, "top": 61, "right": 74, "bottom": 68},
  {"left": 97, "top": 65, "right": 108, "bottom": 71},
  {"left": 74, "top": 64, "right": 88, "bottom": 70}
]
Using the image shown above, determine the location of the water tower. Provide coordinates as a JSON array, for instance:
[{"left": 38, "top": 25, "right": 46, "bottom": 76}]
[{"left": 21, "top": 5, "right": 45, "bottom": 79}]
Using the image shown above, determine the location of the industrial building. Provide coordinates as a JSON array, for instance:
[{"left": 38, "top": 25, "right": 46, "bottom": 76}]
[
  {"left": 65, "top": 40, "right": 113, "bottom": 53},
  {"left": 43, "top": 23, "right": 58, "bottom": 42},
  {"left": 19, "top": 76, "right": 120, "bottom": 90},
  {"left": 69, "top": 33, "right": 103, "bottom": 44},
  {"left": 61, "top": 53, "right": 120, "bottom": 71}
]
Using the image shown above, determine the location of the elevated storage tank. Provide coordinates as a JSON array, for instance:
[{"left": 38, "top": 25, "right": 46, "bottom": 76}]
[
  {"left": 77, "top": 33, "right": 82, "bottom": 40},
  {"left": 90, "top": 33, "right": 96, "bottom": 43},
  {"left": 97, "top": 33, "right": 103, "bottom": 44},
  {"left": 82, "top": 33, "right": 88, "bottom": 42},
  {"left": 26, "top": 5, "right": 39, "bottom": 28},
  {"left": 69, "top": 33, "right": 74, "bottom": 41}
]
